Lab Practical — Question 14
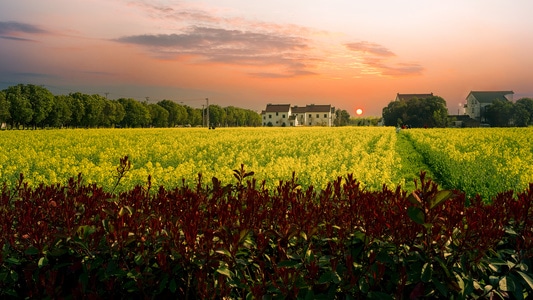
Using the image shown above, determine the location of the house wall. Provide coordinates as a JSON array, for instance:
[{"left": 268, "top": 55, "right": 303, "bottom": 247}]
[
  {"left": 262, "top": 105, "right": 335, "bottom": 127},
  {"left": 262, "top": 111, "right": 290, "bottom": 126},
  {"left": 307, "top": 112, "right": 333, "bottom": 126},
  {"left": 466, "top": 94, "right": 483, "bottom": 121}
]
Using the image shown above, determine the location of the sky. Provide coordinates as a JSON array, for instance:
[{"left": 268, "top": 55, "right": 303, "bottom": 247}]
[{"left": 1, "top": 0, "right": 533, "bottom": 116}]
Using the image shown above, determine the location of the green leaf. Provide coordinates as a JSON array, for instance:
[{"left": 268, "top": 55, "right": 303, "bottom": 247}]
[
  {"left": 318, "top": 271, "right": 332, "bottom": 284},
  {"left": 421, "top": 263, "right": 432, "bottom": 283},
  {"left": 169, "top": 278, "right": 177, "bottom": 293},
  {"left": 38, "top": 256, "right": 48, "bottom": 268},
  {"left": 516, "top": 271, "right": 533, "bottom": 290},
  {"left": 499, "top": 276, "right": 516, "bottom": 292},
  {"left": 318, "top": 271, "right": 341, "bottom": 284},
  {"left": 134, "top": 254, "right": 143, "bottom": 265},
  {"left": 367, "top": 292, "right": 394, "bottom": 300},
  {"left": 277, "top": 260, "right": 301, "bottom": 268},
  {"left": 5, "top": 257, "right": 21, "bottom": 265},
  {"left": 10, "top": 270, "right": 19, "bottom": 281},
  {"left": 216, "top": 266, "right": 233, "bottom": 278},
  {"left": 408, "top": 192, "right": 422, "bottom": 205},
  {"left": 407, "top": 206, "right": 425, "bottom": 224},
  {"left": 24, "top": 246, "right": 39, "bottom": 255},
  {"left": 429, "top": 190, "right": 454, "bottom": 209},
  {"left": 432, "top": 276, "right": 448, "bottom": 297},
  {"left": 359, "top": 276, "right": 370, "bottom": 293}
]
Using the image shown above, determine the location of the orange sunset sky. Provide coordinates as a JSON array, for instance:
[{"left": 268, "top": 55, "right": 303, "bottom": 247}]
[{"left": 1, "top": 0, "right": 532, "bottom": 116}]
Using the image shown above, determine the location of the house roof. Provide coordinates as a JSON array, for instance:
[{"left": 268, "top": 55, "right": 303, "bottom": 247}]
[
  {"left": 291, "top": 106, "right": 307, "bottom": 113},
  {"left": 301, "top": 104, "right": 333, "bottom": 113},
  {"left": 263, "top": 104, "right": 291, "bottom": 113},
  {"left": 396, "top": 93, "right": 434, "bottom": 101},
  {"left": 467, "top": 91, "right": 514, "bottom": 104}
]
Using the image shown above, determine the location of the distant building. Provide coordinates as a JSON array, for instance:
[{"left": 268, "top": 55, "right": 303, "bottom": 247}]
[
  {"left": 261, "top": 104, "right": 336, "bottom": 127},
  {"left": 465, "top": 91, "right": 514, "bottom": 122},
  {"left": 395, "top": 93, "right": 433, "bottom": 102}
]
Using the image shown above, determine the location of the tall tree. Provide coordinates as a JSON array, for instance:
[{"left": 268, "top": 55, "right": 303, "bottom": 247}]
[
  {"left": 27, "top": 84, "right": 55, "bottom": 128},
  {"left": 157, "top": 100, "right": 179, "bottom": 127},
  {"left": 68, "top": 93, "right": 85, "bottom": 127},
  {"left": 100, "top": 99, "right": 125, "bottom": 127},
  {"left": 118, "top": 98, "right": 151, "bottom": 127},
  {"left": 515, "top": 98, "right": 533, "bottom": 126},
  {"left": 335, "top": 109, "right": 351, "bottom": 126},
  {"left": 76, "top": 93, "right": 105, "bottom": 128},
  {"left": 485, "top": 99, "right": 514, "bottom": 127},
  {"left": 44, "top": 95, "right": 72, "bottom": 128},
  {"left": 208, "top": 105, "right": 226, "bottom": 127},
  {"left": 185, "top": 106, "right": 202, "bottom": 126},
  {"left": 148, "top": 103, "right": 169, "bottom": 127},
  {"left": 0, "top": 91, "right": 10, "bottom": 126},
  {"left": 5, "top": 85, "right": 33, "bottom": 129},
  {"left": 382, "top": 95, "right": 448, "bottom": 127}
]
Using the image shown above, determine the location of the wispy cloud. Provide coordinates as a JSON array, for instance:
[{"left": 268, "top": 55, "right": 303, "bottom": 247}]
[
  {"left": 117, "top": 1, "right": 421, "bottom": 78},
  {"left": 115, "top": 26, "right": 316, "bottom": 78},
  {"left": 345, "top": 41, "right": 396, "bottom": 57},
  {"left": 0, "top": 21, "right": 47, "bottom": 41},
  {"left": 345, "top": 41, "right": 423, "bottom": 76}
]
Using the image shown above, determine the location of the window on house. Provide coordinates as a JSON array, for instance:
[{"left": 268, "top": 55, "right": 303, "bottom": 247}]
[
  {"left": 316, "top": 114, "right": 319, "bottom": 118},
  {"left": 324, "top": 114, "right": 327, "bottom": 118},
  {"left": 269, "top": 115, "right": 272, "bottom": 119},
  {"left": 276, "top": 112, "right": 279, "bottom": 116},
  {"left": 309, "top": 114, "right": 312, "bottom": 118},
  {"left": 282, "top": 114, "right": 285, "bottom": 118}
]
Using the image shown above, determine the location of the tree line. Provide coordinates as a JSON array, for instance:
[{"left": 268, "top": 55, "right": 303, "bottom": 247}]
[
  {"left": 0, "top": 84, "right": 262, "bottom": 129},
  {"left": 382, "top": 95, "right": 533, "bottom": 128},
  {"left": 484, "top": 98, "right": 533, "bottom": 127}
]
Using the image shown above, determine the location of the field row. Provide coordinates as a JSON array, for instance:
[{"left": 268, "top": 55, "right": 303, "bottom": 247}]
[
  {"left": 0, "top": 128, "right": 407, "bottom": 191},
  {"left": 403, "top": 128, "right": 533, "bottom": 198},
  {"left": 1, "top": 127, "right": 532, "bottom": 199}
]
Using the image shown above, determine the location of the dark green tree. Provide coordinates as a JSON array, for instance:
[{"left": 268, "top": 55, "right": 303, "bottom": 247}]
[
  {"left": 0, "top": 91, "right": 10, "bottom": 126},
  {"left": 148, "top": 103, "right": 169, "bottom": 127},
  {"left": 26, "top": 84, "right": 54, "bottom": 128},
  {"left": 5, "top": 85, "right": 33, "bottom": 129},
  {"left": 382, "top": 100, "right": 407, "bottom": 126},
  {"left": 515, "top": 98, "right": 533, "bottom": 126},
  {"left": 224, "top": 106, "right": 238, "bottom": 126},
  {"left": 68, "top": 93, "right": 86, "bottom": 127},
  {"left": 208, "top": 105, "right": 226, "bottom": 127},
  {"left": 157, "top": 100, "right": 179, "bottom": 127},
  {"left": 44, "top": 95, "right": 72, "bottom": 128},
  {"left": 382, "top": 96, "right": 448, "bottom": 127},
  {"left": 118, "top": 98, "right": 151, "bottom": 127},
  {"left": 72, "top": 93, "right": 105, "bottom": 128},
  {"left": 485, "top": 99, "right": 514, "bottom": 127},
  {"left": 244, "top": 109, "right": 261, "bottom": 126},
  {"left": 186, "top": 106, "right": 202, "bottom": 126},
  {"left": 100, "top": 99, "right": 125, "bottom": 127},
  {"left": 335, "top": 109, "right": 351, "bottom": 126}
]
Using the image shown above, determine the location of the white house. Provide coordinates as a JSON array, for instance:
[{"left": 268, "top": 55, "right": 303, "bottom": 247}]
[
  {"left": 465, "top": 91, "right": 514, "bottom": 122},
  {"left": 261, "top": 104, "right": 291, "bottom": 126},
  {"left": 261, "top": 104, "right": 336, "bottom": 127}
]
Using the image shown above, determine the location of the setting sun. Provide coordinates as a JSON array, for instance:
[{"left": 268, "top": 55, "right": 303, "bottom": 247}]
[{"left": 356, "top": 108, "right": 363, "bottom": 115}]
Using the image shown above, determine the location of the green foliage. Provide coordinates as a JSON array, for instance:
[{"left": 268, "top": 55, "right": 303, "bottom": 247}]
[
  {"left": 0, "top": 91, "right": 10, "bottom": 124},
  {"left": 1, "top": 84, "right": 261, "bottom": 129},
  {"left": 382, "top": 95, "right": 448, "bottom": 127}
]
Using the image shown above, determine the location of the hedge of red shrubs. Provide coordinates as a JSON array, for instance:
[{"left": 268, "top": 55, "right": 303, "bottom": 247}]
[{"left": 1, "top": 163, "right": 532, "bottom": 299}]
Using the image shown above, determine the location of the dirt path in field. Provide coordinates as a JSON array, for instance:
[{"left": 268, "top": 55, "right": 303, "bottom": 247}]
[{"left": 394, "top": 132, "right": 439, "bottom": 189}]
